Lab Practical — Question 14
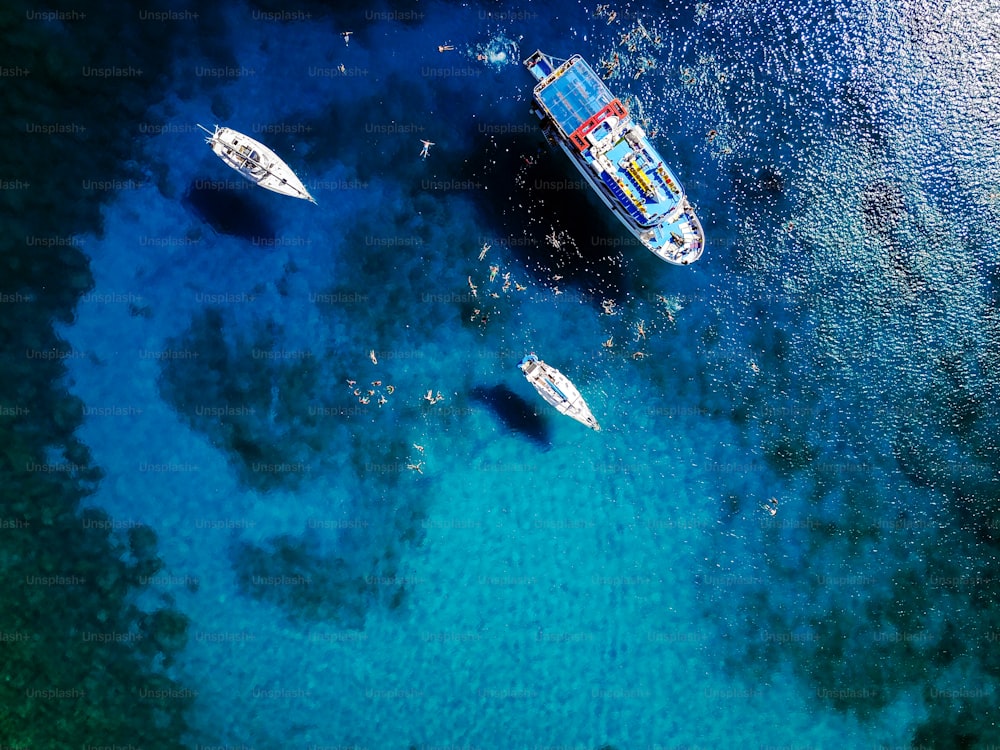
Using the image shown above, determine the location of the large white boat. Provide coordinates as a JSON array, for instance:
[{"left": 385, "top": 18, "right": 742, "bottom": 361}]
[
  {"left": 518, "top": 354, "right": 601, "bottom": 431},
  {"left": 198, "top": 124, "right": 316, "bottom": 203},
  {"left": 524, "top": 51, "right": 704, "bottom": 265}
]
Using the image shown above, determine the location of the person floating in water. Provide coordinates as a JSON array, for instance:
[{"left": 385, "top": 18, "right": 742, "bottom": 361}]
[
  {"left": 438, "top": 44, "right": 454, "bottom": 52},
  {"left": 761, "top": 497, "right": 778, "bottom": 516},
  {"left": 342, "top": 31, "right": 353, "bottom": 45},
  {"left": 419, "top": 139, "right": 435, "bottom": 159}
]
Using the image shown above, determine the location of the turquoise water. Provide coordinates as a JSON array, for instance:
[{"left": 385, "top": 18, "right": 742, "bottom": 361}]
[{"left": 4, "top": 0, "right": 1000, "bottom": 747}]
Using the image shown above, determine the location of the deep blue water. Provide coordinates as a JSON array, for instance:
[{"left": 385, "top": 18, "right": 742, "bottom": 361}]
[{"left": 6, "top": 0, "right": 1000, "bottom": 747}]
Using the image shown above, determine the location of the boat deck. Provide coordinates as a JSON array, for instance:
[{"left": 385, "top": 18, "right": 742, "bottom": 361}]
[{"left": 530, "top": 54, "right": 616, "bottom": 140}]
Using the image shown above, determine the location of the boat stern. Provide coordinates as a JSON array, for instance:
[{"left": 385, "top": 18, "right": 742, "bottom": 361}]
[{"left": 524, "top": 50, "right": 557, "bottom": 83}]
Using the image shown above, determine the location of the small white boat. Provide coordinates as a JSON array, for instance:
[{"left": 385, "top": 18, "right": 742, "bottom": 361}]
[
  {"left": 518, "top": 354, "right": 601, "bottom": 431},
  {"left": 198, "top": 124, "right": 316, "bottom": 203}
]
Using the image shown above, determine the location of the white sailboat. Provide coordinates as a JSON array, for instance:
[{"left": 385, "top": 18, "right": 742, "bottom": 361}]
[
  {"left": 198, "top": 124, "right": 316, "bottom": 203},
  {"left": 518, "top": 354, "right": 601, "bottom": 431}
]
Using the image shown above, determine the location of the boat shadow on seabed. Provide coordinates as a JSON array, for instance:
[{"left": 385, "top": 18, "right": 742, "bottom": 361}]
[
  {"left": 470, "top": 384, "right": 553, "bottom": 448},
  {"left": 182, "top": 181, "right": 276, "bottom": 242}
]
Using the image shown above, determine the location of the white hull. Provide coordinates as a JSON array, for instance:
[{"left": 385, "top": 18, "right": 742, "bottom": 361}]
[
  {"left": 554, "top": 137, "right": 703, "bottom": 265},
  {"left": 519, "top": 355, "right": 600, "bottom": 431},
  {"left": 200, "top": 125, "right": 316, "bottom": 203}
]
